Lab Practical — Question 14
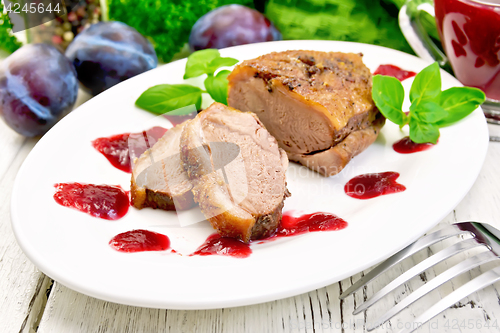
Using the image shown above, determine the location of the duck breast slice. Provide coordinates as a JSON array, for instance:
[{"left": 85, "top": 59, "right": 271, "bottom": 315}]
[
  {"left": 131, "top": 121, "right": 195, "bottom": 211},
  {"left": 228, "top": 50, "right": 382, "bottom": 176},
  {"left": 180, "top": 102, "right": 289, "bottom": 243}
]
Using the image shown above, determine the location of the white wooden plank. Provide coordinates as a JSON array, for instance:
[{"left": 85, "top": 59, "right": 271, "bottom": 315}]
[
  {"left": 0, "top": 87, "right": 90, "bottom": 185},
  {"left": 39, "top": 283, "right": 341, "bottom": 333},
  {"left": 0, "top": 119, "right": 26, "bottom": 184},
  {"left": 0, "top": 138, "right": 52, "bottom": 333},
  {"left": 454, "top": 142, "right": 500, "bottom": 228},
  {"left": 40, "top": 283, "right": 300, "bottom": 333},
  {"left": 37, "top": 265, "right": 500, "bottom": 333}
]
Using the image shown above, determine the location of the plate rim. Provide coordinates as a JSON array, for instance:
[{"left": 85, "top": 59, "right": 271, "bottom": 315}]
[{"left": 10, "top": 40, "right": 489, "bottom": 309}]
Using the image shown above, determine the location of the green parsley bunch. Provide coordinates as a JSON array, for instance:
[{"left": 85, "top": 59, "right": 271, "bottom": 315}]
[{"left": 108, "top": 0, "right": 253, "bottom": 62}]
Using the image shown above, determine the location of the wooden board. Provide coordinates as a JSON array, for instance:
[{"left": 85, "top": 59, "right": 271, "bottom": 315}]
[{"left": 2, "top": 94, "right": 500, "bottom": 332}]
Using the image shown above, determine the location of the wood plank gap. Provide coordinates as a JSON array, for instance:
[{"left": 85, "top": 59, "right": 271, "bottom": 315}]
[
  {"left": 338, "top": 282, "right": 345, "bottom": 333},
  {"left": 308, "top": 295, "right": 315, "bottom": 331},
  {"left": 18, "top": 275, "right": 52, "bottom": 333}
]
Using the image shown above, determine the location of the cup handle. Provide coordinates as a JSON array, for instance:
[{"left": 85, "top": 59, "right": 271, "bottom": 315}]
[{"left": 399, "top": 0, "right": 448, "bottom": 67}]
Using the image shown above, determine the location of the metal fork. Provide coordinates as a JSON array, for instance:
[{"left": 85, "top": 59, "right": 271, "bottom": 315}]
[{"left": 339, "top": 222, "right": 500, "bottom": 333}]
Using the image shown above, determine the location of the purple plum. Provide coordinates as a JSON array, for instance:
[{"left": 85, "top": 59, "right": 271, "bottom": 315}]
[
  {"left": 189, "top": 5, "right": 282, "bottom": 51},
  {"left": 0, "top": 44, "right": 78, "bottom": 137},
  {"left": 65, "top": 22, "right": 158, "bottom": 96}
]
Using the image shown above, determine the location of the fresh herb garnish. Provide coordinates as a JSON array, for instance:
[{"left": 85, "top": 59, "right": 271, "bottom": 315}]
[
  {"left": 204, "top": 70, "right": 232, "bottom": 105},
  {"left": 136, "top": 49, "right": 238, "bottom": 115},
  {"left": 372, "top": 62, "right": 486, "bottom": 144},
  {"left": 135, "top": 84, "right": 204, "bottom": 114}
]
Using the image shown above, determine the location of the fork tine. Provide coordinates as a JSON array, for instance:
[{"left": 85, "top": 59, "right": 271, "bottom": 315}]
[
  {"left": 396, "top": 265, "right": 500, "bottom": 333},
  {"left": 354, "top": 237, "right": 482, "bottom": 315},
  {"left": 366, "top": 251, "right": 499, "bottom": 332},
  {"left": 339, "top": 225, "right": 470, "bottom": 299}
]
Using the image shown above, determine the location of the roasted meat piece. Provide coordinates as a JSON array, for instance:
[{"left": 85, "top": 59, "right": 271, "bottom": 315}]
[
  {"left": 227, "top": 50, "right": 384, "bottom": 176},
  {"left": 180, "top": 102, "right": 289, "bottom": 243},
  {"left": 131, "top": 121, "right": 195, "bottom": 211}
]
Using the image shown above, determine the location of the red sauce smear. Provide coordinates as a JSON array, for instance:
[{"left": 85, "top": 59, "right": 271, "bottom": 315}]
[
  {"left": 163, "top": 113, "right": 197, "bottom": 126},
  {"left": 374, "top": 65, "right": 416, "bottom": 81},
  {"left": 393, "top": 136, "right": 435, "bottom": 154},
  {"left": 191, "top": 212, "right": 347, "bottom": 257},
  {"left": 109, "top": 229, "right": 170, "bottom": 252},
  {"left": 275, "top": 212, "right": 348, "bottom": 237},
  {"left": 191, "top": 233, "right": 252, "bottom": 258},
  {"left": 53, "top": 183, "right": 130, "bottom": 220},
  {"left": 344, "top": 172, "right": 406, "bottom": 199},
  {"left": 92, "top": 126, "right": 168, "bottom": 173}
]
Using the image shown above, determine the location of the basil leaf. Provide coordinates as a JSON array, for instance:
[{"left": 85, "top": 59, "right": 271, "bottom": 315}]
[
  {"left": 435, "top": 87, "right": 486, "bottom": 127},
  {"left": 206, "top": 57, "right": 239, "bottom": 76},
  {"left": 411, "top": 99, "right": 448, "bottom": 123},
  {"left": 205, "top": 70, "right": 231, "bottom": 105},
  {"left": 409, "top": 62, "right": 441, "bottom": 105},
  {"left": 372, "top": 75, "right": 407, "bottom": 125},
  {"left": 184, "top": 49, "right": 221, "bottom": 79},
  {"left": 135, "top": 84, "right": 203, "bottom": 114},
  {"left": 409, "top": 115, "right": 440, "bottom": 144}
]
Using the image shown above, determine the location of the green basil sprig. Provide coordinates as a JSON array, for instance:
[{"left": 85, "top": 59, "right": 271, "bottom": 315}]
[
  {"left": 136, "top": 49, "right": 238, "bottom": 115},
  {"left": 372, "top": 62, "right": 486, "bottom": 144}
]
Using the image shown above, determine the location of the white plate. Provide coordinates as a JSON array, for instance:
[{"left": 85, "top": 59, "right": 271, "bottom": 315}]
[{"left": 11, "top": 41, "right": 488, "bottom": 309}]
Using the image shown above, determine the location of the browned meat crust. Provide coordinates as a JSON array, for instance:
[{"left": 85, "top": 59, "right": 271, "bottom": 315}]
[
  {"left": 130, "top": 182, "right": 194, "bottom": 210},
  {"left": 288, "top": 114, "right": 385, "bottom": 176}
]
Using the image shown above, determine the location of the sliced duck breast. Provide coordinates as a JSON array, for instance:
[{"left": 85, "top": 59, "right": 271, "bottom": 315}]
[
  {"left": 131, "top": 121, "right": 195, "bottom": 210},
  {"left": 180, "top": 102, "right": 289, "bottom": 243}
]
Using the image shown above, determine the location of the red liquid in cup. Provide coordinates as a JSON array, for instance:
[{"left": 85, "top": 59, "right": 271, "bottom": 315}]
[{"left": 435, "top": 0, "right": 500, "bottom": 100}]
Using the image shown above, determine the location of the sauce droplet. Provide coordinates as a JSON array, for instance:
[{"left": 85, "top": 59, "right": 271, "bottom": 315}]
[
  {"left": 109, "top": 229, "right": 170, "bottom": 252},
  {"left": 92, "top": 126, "right": 168, "bottom": 173},
  {"left": 191, "top": 233, "right": 252, "bottom": 258},
  {"left": 275, "top": 212, "right": 348, "bottom": 237},
  {"left": 53, "top": 183, "right": 130, "bottom": 220},
  {"left": 344, "top": 172, "right": 406, "bottom": 199},
  {"left": 374, "top": 65, "right": 417, "bottom": 81},
  {"left": 393, "top": 136, "right": 435, "bottom": 154}
]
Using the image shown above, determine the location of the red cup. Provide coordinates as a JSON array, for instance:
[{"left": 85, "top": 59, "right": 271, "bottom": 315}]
[
  {"left": 435, "top": 0, "right": 500, "bottom": 101},
  {"left": 400, "top": 0, "right": 500, "bottom": 120}
]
